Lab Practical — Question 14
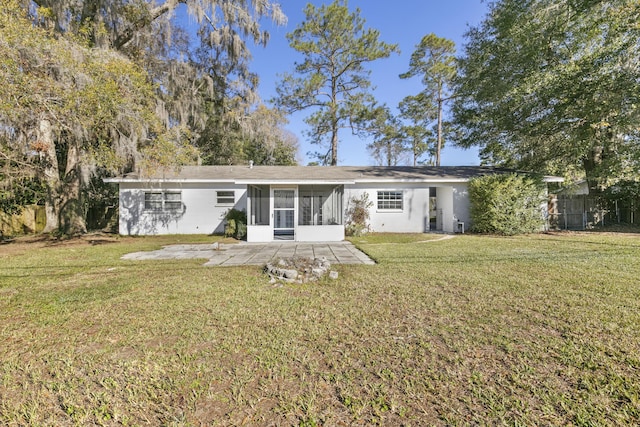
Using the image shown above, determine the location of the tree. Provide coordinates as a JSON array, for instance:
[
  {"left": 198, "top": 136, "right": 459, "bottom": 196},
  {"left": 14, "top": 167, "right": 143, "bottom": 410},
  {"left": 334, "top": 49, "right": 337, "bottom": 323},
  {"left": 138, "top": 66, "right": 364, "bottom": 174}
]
[
  {"left": 31, "top": 0, "right": 286, "bottom": 138},
  {"left": 453, "top": 0, "right": 640, "bottom": 193},
  {"left": 243, "top": 105, "right": 299, "bottom": 165},
  {"left": 274, "top": 0, "right": 398, "bottom": 166},
  {"left": 0, "top": 2, "right": 196, "bottom": 234},
  {"left": 366, "top": 106, "right": 408, "bottom": 166},
  {"left": 400, "top": 34, "right": 457, "bottom": 166},
  {"left": 398, "top": 94, "right": 436, "bottom": 166},
  {"left": 192, "top": 22, "right": 298, "bottom": 166},
  {"left": 1, "top": 1, "right": 286, "bottom": 234},
  {"left": 31, "top": 0, "right": 285, "bottom": 58}
]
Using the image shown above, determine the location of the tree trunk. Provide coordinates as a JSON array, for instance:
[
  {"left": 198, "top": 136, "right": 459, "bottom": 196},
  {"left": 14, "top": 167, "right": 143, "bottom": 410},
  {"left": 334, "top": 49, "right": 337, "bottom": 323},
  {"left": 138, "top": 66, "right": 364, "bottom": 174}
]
[
  {"left": 38, "top": 119, "right": 87, "bottom": 235},
  {"left": 582, "top": 123, "right": 617, "bottom": 197},
  {"left": 436, "top": 89, "right": 443, "bottom": 167},
  {"left": 60, "top": 141, "right": 87, "bottom": 235},
  {"left": 330, "top": 122, "right": 338, "bottom": 166},
  {"left": 39, "top": 119, "right": 61, "bottom": 233}
]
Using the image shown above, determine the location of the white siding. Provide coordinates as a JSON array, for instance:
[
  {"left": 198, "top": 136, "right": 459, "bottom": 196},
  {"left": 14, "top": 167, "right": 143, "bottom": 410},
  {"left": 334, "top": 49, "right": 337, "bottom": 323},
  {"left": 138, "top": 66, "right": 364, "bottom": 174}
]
[{"left": 118, "top": 182, "right": 247, "bottom": 235}]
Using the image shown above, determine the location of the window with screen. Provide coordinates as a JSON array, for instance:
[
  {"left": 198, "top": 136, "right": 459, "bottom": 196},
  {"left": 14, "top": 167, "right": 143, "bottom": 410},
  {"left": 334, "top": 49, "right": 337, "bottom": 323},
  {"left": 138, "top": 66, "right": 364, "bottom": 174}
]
[
  {"left": 216, "top": 190, "right": 235, "bottom": 205},
  {"left": 377, "top": 191, "right": 403, "bottom": 210},
  {"left": 144, "top": 191, "right": 182, "bottom": 211}
]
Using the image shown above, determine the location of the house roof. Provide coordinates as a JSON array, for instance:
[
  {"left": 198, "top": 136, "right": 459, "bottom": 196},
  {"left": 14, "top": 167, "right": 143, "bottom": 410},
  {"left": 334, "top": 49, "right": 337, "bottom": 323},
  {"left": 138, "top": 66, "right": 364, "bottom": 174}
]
[{"left": 105, "top": 165, "right": 564, "bottom": 184}]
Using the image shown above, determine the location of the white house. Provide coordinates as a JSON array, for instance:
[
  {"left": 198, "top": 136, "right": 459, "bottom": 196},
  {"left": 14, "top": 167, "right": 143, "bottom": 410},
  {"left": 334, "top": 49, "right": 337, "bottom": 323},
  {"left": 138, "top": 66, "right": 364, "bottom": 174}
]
[{"left": 105, "top": 165, "right": 562, "bottom": 242}]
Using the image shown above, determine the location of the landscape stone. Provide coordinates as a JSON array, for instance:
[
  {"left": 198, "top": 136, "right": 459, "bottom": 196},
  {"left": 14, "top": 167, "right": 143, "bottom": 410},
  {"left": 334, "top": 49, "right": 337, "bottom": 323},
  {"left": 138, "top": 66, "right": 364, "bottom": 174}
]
[{"left": 264, "top": 256, "right": 337, "bottom": 284}]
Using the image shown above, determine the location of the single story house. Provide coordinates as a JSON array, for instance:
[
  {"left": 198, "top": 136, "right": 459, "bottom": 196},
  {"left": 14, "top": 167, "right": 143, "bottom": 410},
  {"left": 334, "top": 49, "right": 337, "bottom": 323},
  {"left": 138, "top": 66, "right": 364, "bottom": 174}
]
[{"left": 105, "top": 165, "right": 563, "bottom": 242}]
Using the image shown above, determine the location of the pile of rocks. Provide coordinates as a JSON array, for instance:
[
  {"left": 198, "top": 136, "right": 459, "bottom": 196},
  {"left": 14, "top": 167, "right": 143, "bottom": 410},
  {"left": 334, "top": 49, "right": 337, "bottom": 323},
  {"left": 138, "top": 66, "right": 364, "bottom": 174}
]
[{"left": 264, "top": 256, "right": 339, "bottom": 284}]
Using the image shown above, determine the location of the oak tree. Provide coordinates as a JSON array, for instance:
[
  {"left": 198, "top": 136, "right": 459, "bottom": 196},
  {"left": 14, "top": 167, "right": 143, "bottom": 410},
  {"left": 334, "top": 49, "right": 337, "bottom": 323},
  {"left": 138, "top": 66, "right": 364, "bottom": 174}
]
[
  {"left": 0, "top": 1, "right": 185, "bottom": 233},
  {"left": 453, "top": 0, "right": 640, "bottom": 192},
  {"left": 1, "top": 1, "right": 288, "bottom": 233}
]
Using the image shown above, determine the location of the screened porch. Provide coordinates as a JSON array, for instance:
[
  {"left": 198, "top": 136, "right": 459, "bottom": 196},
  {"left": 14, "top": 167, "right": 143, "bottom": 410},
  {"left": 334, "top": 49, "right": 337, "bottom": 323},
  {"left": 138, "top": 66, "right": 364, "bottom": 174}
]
[{"left": 246, "top": 184, "right": 345, "bottom": 242}]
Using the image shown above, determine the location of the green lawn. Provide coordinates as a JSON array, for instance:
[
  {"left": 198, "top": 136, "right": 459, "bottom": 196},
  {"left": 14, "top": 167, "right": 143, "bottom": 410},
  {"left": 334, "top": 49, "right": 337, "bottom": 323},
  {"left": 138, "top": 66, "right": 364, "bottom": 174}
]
[{"left": 1, "top": 232, "right": 639, "bottom": 425}]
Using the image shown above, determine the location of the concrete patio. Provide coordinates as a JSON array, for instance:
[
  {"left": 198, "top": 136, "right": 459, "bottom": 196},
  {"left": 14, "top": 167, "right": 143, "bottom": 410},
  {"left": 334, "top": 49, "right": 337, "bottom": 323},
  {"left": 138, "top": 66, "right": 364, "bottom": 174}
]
[{"left": 121, "top": 241, "right": 375, "bottom": 266}]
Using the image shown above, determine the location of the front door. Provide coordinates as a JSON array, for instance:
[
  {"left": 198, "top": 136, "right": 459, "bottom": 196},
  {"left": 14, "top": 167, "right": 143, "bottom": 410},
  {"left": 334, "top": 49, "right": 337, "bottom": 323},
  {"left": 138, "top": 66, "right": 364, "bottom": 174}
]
[{"left": 273, "top": 189, "right": 295, "bottom": 240}]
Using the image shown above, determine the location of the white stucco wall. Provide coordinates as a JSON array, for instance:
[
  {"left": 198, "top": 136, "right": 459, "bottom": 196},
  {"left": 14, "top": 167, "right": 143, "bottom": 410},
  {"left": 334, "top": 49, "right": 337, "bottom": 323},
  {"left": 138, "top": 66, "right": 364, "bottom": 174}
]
[
  {"left": 117, "top": 180, "right": 472, "bottom": 237},
  {"left": 345, "top": 183, "right": 431, "bottom": 233},
  {"left": 344, "top": 182, "right": 470, "bottom": 234},
  {"left": 449, "top": 184, "right": 471, "bottom": 232},
  {"left": 118, "top": 182, "right": 247, "bottom": 235}
]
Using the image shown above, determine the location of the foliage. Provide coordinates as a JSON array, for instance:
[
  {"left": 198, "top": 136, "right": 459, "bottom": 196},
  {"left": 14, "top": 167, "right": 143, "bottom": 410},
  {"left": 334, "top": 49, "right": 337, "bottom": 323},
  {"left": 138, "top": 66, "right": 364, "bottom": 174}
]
[
  {"left": 345, "top": 193, "right": 373, "bottom": 236},
  {"left": 400, "top": 33, "right": 457, "bottom": 166},
  {"left": 1, "top": 0, "right": 288, "bottom": 234},
  {"left": 602, "top": 180, "right": 640, "bottom": 201},
  {"left": 274, "top": 0, "right": 398, "bottom": 166},
  {"left": 397, "top": 94, "right": 435, "bottom": 165},
  {"left": 0, "top": 177, "right": 46, "bottom": 215},
  {"left": 0, "top": 134, "right": 47, "bottom": 214},
  {"left": 453, "top": 0, "right": 640, "bottom": 191},
  {"left": 224, "top": 208, "right": 247, "bottom": 239},
  {"left": 469, "top": 173, "right": 546, "bottom": 235},
  {"left": 366, "top": 106, "right": 408, "bottom": 166},
  {"left": 0, "top": 1, "right": 172, "bottom": 234},
  {"left": 193, "top": 23, "right": 298, "bottom": 166}
]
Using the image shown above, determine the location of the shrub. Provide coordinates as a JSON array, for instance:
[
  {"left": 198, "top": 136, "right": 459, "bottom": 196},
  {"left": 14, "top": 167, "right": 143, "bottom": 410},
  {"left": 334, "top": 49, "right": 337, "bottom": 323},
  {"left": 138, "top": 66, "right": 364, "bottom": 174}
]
[
  {"left": 224, "top": 209, "right": 247, "bottom": 239},
  {"left": 345, "top": 193, "right": 373, "bottom": 236},
  {"left": 469, "top": 173, "right": 546, "bottom": 235}
]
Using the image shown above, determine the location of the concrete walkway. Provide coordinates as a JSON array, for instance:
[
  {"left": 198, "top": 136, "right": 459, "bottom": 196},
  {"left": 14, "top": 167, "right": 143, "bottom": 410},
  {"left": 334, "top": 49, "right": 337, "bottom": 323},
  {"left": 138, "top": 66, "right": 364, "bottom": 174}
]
[{"left": 122, "top": 241, "right": 375, "bottom": 266}]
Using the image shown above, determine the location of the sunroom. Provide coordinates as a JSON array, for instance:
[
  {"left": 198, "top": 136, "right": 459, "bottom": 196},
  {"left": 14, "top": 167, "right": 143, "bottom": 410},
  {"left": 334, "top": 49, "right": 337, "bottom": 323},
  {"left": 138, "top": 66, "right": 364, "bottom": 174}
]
[{"left": 246, "top": 184, "right": 344, "bottom": 242}]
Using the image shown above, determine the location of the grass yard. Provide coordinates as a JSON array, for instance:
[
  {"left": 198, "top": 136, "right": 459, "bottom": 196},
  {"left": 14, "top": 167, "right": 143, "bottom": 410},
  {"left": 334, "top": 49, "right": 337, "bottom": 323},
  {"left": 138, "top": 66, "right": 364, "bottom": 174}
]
[{"left": 1, "top": 232, "right": 639, "bottom": 426}]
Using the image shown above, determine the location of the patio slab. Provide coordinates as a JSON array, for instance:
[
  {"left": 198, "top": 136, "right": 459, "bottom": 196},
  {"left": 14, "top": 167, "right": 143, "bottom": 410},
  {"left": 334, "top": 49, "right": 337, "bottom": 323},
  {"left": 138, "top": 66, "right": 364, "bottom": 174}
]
[{"left": 122, "top": 241, "right": 375, "bottom": 266}]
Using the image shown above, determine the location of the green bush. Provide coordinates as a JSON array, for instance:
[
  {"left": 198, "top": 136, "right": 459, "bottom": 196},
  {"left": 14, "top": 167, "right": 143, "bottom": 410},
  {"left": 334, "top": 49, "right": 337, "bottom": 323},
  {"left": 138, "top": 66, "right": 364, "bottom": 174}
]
[
  {"left": 224, "top": 209, "right": 247, "bottom": 239},
  {"left": 469, "top": 173, "right": 546, "bottom": 235}
]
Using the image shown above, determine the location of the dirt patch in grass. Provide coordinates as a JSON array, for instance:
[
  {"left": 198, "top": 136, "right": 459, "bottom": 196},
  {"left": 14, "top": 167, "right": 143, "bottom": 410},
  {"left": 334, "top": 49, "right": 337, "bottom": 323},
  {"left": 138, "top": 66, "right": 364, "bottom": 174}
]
[
  {"left": 0, "top": 233, "right": 232, "bottom": 258},
  {"left": 0, "top": 232, "right": 120, "bottom": 253}
]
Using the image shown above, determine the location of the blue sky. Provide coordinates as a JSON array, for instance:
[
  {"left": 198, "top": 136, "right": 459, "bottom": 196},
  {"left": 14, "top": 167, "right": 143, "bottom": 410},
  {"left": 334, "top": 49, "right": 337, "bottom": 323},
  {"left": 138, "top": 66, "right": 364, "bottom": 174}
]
[{"left": 250, "top": 1, "right": 490, "bottom": 166}]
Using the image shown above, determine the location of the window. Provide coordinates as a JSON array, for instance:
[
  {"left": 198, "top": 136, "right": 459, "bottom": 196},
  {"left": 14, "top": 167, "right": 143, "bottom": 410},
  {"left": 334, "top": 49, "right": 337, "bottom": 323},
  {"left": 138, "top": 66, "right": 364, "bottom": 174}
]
[
  {"left": 300, "top": 195, "right": 323, "bottom": 225},
  {"left": 144, "top": 192, "right": 163, "bottom": 210},
  {"left": 249, "top": 185, "right": 269, "bottom": 225},
  {"left": 144, "top": 191, "right": 182, "bottom": 211},
  {"left": 216, "top": 190, "right": 235, "bottom": 205},
  {"left": 164, "top": 192, "right": 182, "bottom": 210},
  {"left": 298, "top": 185, "right": 343, "bottom": 226},
  {"left": 377, "top": 191, "right": 403, "bottom": 210}
]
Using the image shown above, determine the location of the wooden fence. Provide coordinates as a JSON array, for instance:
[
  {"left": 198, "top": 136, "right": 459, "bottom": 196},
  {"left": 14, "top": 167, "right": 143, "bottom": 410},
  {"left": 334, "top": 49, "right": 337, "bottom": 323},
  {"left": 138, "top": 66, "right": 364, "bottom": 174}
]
[{"left": 0, "top": 205, "right": 46, "bottom": 236}]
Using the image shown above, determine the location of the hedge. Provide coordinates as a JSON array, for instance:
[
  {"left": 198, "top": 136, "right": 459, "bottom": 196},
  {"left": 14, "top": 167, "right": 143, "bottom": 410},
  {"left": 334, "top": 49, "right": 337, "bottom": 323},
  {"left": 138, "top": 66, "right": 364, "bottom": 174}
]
[{"left": 469, "top": 174, "right": 546, "bottom": 235}]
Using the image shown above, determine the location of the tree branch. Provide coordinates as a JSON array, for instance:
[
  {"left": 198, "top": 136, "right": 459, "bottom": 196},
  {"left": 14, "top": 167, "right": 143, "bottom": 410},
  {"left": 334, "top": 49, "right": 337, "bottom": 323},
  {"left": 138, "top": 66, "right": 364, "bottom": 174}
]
[{"left": 114, "top": 0, "right": 186, "bottom": 50}]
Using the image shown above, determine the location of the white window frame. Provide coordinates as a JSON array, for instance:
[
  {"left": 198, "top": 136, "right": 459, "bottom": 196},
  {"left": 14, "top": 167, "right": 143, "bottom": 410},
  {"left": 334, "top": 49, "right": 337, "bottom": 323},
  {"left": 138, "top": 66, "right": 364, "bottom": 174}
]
[
  {"left": 144, "top": 191, "right": 182, "bottom": 211},
  {"left": 377, "top": 190, "right": 403, "bottom": 211},
  {"left": 216, "top": 190, "right": 235, "bottom": 206}
]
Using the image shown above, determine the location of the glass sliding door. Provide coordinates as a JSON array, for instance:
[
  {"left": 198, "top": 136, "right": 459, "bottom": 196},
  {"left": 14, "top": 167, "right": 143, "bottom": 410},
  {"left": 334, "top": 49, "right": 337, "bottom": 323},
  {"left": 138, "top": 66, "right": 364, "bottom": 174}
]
[{"left": 273, "top": 189, "right": 295, "bottom": 240}]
